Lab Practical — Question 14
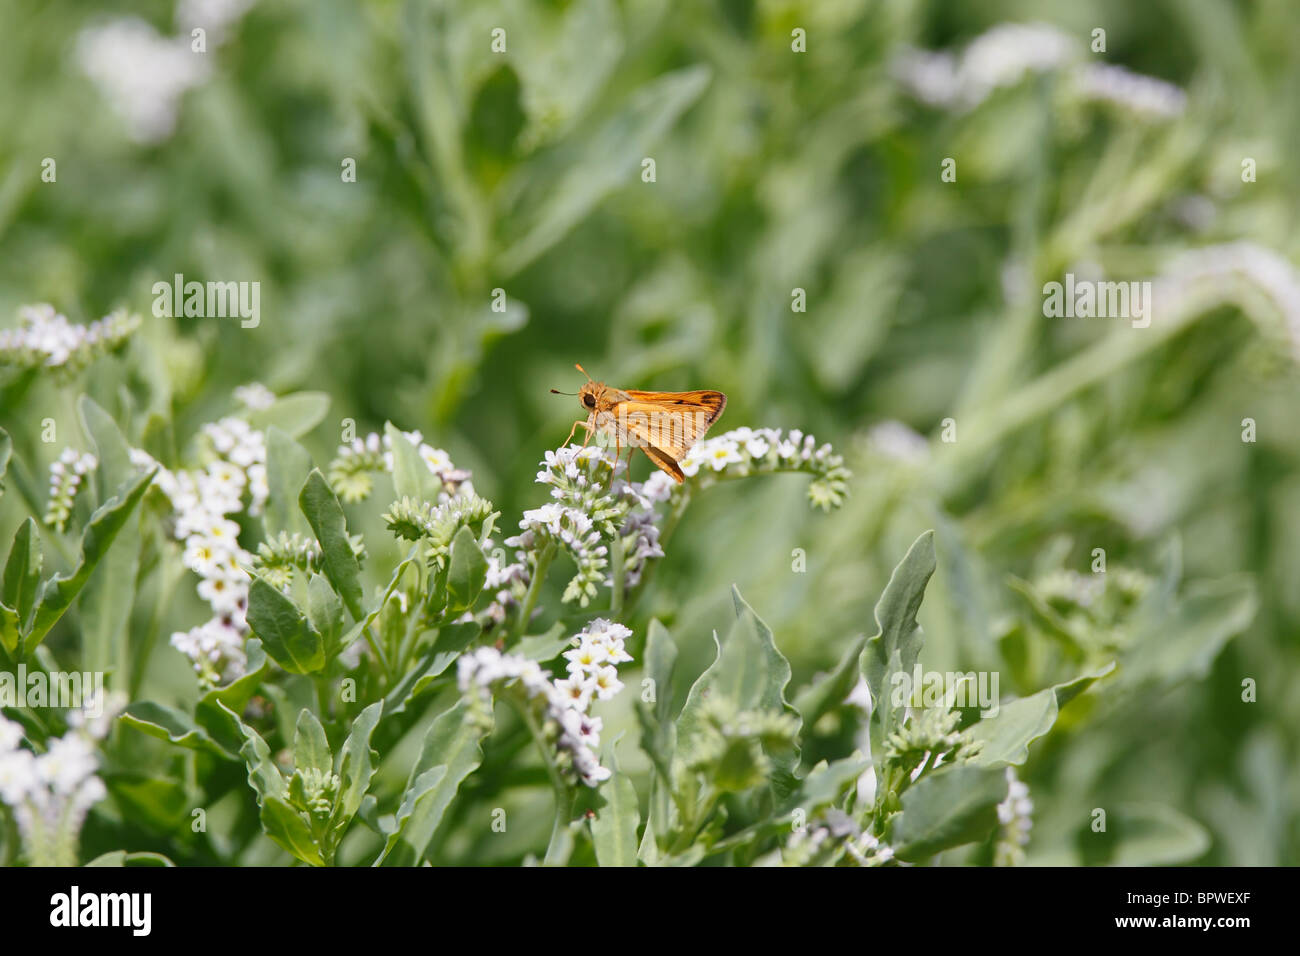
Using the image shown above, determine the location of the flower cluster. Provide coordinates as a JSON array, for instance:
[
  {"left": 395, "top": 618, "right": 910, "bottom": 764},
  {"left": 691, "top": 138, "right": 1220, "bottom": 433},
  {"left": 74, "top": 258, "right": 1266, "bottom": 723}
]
[
  {"left": 994, "top": 768, "right": 1034, "bottom": 866},
  {"left": 233, "top": 382, "right": 276, "bottom": 410},
  {"left": 149, "top": 409, "right": 270, "bottom": 686},
  {"left": 884, "top": 704, "right": 984, "bottom": 779},
  {"left": 43, "top": 448, "right": 98, "bottom": 532},
  {"left": 382, "top": 495, "right": 494, "bottom": 552},
  {"left": 0, "top": 304, "right": 139, "bottom": 376},
  {"left": 894, "top": 22, "right": 1186, "bottom": 120},
  {"left": 782, "top": 810, "right": 896, "bottom": 867},
  {"left": 507, "top": 450, "right": 617, "bottom": 607},
  {"left": 251, "top": 531, "right": 321, "bottom": 590},
  {"left": 1152, "top": 242, "right": 1300, "bottom": 363},
  {"left": 493, "top": 429, "right": 848, "bottom": 624},
  {"left": 683, "top": 697, "right": 801, "bottom": 793},
  {"left": 457, "top": 620, "right": 633, "bottom": 786},
  {"left": 501, "top": 445, "right": 670, "bottom": 610},
  {"left": 0, "top": 701, "right": 122, "bottom": 866},
  {"left": 673, "top": 427, "right": 851, "bottom": 512},
  {"left": 329, "top": 429, "right": 468, "bottom": 504},
  {"left": 76, "top": 1, "right": 256, "bottom": 144},
  {"left": 1025, "top": 565, "right": 1153, "bottom": 654}
]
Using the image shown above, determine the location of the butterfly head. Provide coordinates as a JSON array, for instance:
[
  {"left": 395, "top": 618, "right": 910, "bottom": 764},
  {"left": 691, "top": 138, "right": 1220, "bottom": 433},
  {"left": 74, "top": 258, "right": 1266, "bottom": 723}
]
[{"left": 552, "top": 363, "right": 604, "bottom": 412}]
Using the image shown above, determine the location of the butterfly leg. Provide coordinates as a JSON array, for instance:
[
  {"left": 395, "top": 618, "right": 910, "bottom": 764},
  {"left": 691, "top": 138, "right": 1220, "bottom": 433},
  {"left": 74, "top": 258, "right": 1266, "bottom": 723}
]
[{"left": 563, "top": 419, "right": 593, "bottom": 448}]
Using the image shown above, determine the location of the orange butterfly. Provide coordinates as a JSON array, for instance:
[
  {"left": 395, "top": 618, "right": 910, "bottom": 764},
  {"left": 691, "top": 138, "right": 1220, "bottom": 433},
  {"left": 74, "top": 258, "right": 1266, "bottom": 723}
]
[{"left": 551, "top": 364, "right": 726, "bottom": 482}]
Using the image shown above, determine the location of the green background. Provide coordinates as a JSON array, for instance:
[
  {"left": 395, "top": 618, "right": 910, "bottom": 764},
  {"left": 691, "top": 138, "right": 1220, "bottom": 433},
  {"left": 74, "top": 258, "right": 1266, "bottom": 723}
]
[{"left": 1, "top": 0, "right": 1296, "bottom": 864}]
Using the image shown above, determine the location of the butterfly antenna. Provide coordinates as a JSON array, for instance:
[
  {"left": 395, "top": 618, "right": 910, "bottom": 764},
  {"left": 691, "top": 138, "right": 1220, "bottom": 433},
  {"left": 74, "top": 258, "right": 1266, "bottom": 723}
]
[
  {"left": 550, "top": 388, "right": 575, "bottom": 395},
  {"left": 574, "top": 363, "right": 592, "bottom": 381}
]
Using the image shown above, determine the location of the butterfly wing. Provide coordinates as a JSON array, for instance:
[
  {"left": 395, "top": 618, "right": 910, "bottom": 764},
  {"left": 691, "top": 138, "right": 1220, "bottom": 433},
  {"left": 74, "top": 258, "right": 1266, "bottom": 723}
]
[
  {"left": 612, "top": 391, "right": 727, "bottom": 481},
  {"left": 622, "top": 390, "right": 727, "bottom": 429}
]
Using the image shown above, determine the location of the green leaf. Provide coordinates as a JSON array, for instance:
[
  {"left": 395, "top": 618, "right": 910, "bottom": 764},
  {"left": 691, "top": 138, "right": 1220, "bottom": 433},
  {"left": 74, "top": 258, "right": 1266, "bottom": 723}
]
[
  {"left": 0, "top": 428, "right": 11, "bottom": 497},
  {"left": 780, "top": 753, "right": 872, "bottom": 815},
  {"left": 590, "top": 742, "right": 639, "bottom": 867},
  {"left": 860, "top": 531, "right": 936, "bottom": 747},
  {"left": 307, "top": 573, "right": 344, "bottom": 659},
  {"left": 119, "top": 702, "right": 234, "bottom": 759},
  {"left": 793, "top": 634, "right": 867, "bottom": 729},
  {"left": 219, "top": 701, "right": 324, "bottom": 866},
  {"left": 446, "top": 525, "right": 487, "bottom": 612},
  {"left": 79, "top": 396, "right": 134, "bottom": 492},
  {"left": 0, "top": 601, "right": 17, "bottom": 654},
  {"left": 498, "top": 65, "right": 711, "bottom": 276},
  {"left": 247, "top": 391, "right": 330, "bottom": 439},
  {"left": 2, "top": 518, "right": 41, "bottom": 649},
  {"left": 261, "top": 796, "right": 326, "bottom": 866},
  {"left": 332, "top": 701, "right": 383, "bottom": 833},
  {"left": 382, "top": 621, "right": 480, "bottom": 717},
  {"left": 299, "top": 469, "right": 365, "bottom": 620},
  {"left": 384, "top": 423, "right": 439, "bottom": 503},
  {"left": 246, "top": 577, "right": 326, "bottom": 674},
  {"left": 264, "top": 426, "right": 313, "bottom": 536},
  {"left": 515, "top": 622, "right": 570, "bottom": 663},
  {"left": 80, "top": 397, "right": 143, "bottom": 685},
  {"left": 23, "top": 467, "right": 155, "bottom": 653},
  {"left": 194, "top": 638, "right": 270, "bottom": 751},
  {"left": 888, "top": 764, "right": 1008, "bottom": 861},
  {"left": 293, "top": 709, "right": 332, "bottom": 775},
  {"left": 1094, "top": 804, "right": 1211, "bottom": 866},
  {"left": 970, "top": 663, "right": 1114, "bottom": 767},
  {"left": 105, "top": 774, "right": 190, "bottom": 829},
  {"left": 636, "top": 619, "right": 678, "bottom": 820},
  {"left": 1121, "top": 576, "right": 1256, "bottom": 689},
  {"left": 676, "top": 587, "right": 800, "bottom": 783},
  {"left": 377, "top": 700, "right": 490, "bottom": 866},
  {"left": 642, "top": 619, "right": 677, "bottom": 728}
]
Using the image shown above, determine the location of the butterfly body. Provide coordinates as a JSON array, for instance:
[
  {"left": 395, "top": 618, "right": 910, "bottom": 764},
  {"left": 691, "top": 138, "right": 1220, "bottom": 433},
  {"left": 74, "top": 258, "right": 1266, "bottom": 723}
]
[{"left": 555, "top": 365, "right": 726, "bottom": 482}]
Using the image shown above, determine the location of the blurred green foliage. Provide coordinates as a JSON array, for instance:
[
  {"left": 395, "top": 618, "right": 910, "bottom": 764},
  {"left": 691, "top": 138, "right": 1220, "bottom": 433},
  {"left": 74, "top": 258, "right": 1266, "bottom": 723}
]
[{"left": 1, "top": 0, "right": 1297, "bottom": 863}]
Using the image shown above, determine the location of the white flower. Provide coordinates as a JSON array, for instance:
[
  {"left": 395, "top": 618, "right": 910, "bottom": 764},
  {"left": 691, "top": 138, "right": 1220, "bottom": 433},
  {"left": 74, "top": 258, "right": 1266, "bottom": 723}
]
[
  {"left": 590, "top": 666, "right": 624, "bottom": 701},
  {"left": 204, "top": 459, "right": 247, "bottom": 491},
  {"left": 0, "top": 750, "right": 36, "bottom": 805},
  {"left": 640, "top": 471, "right": 676, "bottom": 502},
  {"left": 563, "top": 642, "right": 608, "bottom": 674},
  {"left": 202, "top": 516, "right": 242, "bottom": 547},
  {"left": 182, "top": 535, "right": 227, "bottom": 572},
  {"left": 0, "top": 718, "right": 23, "bottom": 754},
  {"left": 198, "top": 575, "right": 245, "bottom": 613},
  {"left": 246, "top": 462, "right": 269, "bottom": 514},
  {"left": 1075, "top": 63, "right": 1186, "bottom": 119},
  {"left": 856, "top": 766, "right": 877, "bottom": 806},
  {"left": 706, "top": 440, "right": 743, "bottom": 471},
  {"left": 233, "top": 382, "right": 275, "bottom": 410},
  {"left": 37, "top": 734, "right": 99, "bottom": 795},
  {"left": 553, "top": 675, "right": 594, "bottom": 711},
  {"left": 419, "top": 445, "right": 453, "bottom": 473}
]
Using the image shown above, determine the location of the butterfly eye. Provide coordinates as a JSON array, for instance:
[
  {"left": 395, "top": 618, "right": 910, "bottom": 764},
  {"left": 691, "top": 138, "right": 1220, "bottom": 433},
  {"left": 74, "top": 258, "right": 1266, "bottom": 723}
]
[{"left": 583, "top": 394, "right": 596, "bottom": 408}]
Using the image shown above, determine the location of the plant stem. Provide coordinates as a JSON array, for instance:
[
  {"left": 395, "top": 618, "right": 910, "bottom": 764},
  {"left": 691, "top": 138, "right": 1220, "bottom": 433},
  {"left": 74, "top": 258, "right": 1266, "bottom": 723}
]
[
  {"left": 609, "top": 533, "right": 625, "bottom": 618},
  {"left": 508, "top": 696, "right": 575, "bottom": 865},
  {"left": 514, "top": 540, "right": 556, "bottom": 640}
]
